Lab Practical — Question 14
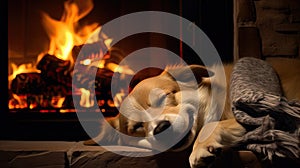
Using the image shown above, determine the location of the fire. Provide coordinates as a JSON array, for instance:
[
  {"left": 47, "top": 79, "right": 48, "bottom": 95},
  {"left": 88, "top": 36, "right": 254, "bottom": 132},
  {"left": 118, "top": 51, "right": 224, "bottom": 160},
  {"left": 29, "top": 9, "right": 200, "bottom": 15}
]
[
  {"left": 9, "top": 94, "right": 28, "bottom": 109},
  {"left": 9, "top": 63, "right": 37, "bottom": 80},
  {"left": 106, "top": 63, "right": 134, "bottom": 76},
  {"left": 8, "top": 0, "right": 99, "bottom": 110},
  {"left": 8, "top": 0, "right": 131, "bottom": 111},
  {"left": 8, "top": 63, "right": 40, "bottom": 89},
  {"left": 51, "top": 96, "right": 66, "bottom": 108},
  {"left": 80, "top": 88, "right": 94, "bottom": 108},
  {"left": 112, "top": 89, "right": 126, "bottom": 107},
  {"left": 86, "top": 27, "right": 113, "bottom": 48},
  {"left": 79, "top": 52, "right": 105, "bottom": 68},
  {"left": 41, "top": 0, "right": 99, "bottom": 62}
]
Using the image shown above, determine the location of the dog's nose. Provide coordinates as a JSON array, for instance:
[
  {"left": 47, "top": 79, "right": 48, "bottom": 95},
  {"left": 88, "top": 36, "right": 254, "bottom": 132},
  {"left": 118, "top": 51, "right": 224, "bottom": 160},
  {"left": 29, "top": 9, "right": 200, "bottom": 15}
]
[{"left": 153, "top": 120, "right": 171, "bottom": 135}]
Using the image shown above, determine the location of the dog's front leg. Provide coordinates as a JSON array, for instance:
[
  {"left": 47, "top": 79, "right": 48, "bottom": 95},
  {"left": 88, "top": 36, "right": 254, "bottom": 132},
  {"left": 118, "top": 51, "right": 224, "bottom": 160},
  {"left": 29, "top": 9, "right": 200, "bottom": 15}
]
[{"left": 189, "top": 119, "right": 246, "bottom": 167}]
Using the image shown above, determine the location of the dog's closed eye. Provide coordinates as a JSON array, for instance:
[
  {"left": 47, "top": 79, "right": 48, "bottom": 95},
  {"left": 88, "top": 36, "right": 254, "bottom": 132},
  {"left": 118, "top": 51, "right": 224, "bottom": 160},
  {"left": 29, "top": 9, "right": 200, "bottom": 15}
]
[
  {"left": 133, "top": 122, "right": 144, "bottom": 131},
  {"left": 148, "top": 88, "right": 169, "bottom": 108},
  {"left": 128, "top": 122, "right": 146, "bottom": 137},
  {"left": 151, "top": 93, "right": 168, "bottom": 107}
]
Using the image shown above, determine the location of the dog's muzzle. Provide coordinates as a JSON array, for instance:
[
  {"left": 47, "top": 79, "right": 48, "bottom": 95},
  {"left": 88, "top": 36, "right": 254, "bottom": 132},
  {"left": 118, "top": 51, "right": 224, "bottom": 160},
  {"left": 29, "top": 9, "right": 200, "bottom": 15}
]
[{"left": 122, "top": 104, "right": 197, "bottom": 152}]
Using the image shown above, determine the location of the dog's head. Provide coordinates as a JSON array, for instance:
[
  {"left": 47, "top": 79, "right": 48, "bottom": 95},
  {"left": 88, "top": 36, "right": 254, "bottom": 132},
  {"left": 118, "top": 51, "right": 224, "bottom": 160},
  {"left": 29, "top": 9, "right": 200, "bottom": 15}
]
[{"left": 118, "top": 65, "right": 215, "bottom": 151}]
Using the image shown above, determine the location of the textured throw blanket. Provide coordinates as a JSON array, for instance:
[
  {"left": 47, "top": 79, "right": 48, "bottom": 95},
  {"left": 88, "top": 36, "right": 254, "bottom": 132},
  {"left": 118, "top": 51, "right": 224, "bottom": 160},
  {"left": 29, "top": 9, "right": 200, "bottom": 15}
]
[{"left": 230, "top": 57, "right": 300, "bottom": 160}]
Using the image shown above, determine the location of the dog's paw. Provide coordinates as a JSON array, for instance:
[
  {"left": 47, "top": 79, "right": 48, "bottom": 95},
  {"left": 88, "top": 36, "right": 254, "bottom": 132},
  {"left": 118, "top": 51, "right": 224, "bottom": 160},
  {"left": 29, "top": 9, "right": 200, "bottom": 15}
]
[
  {"left": 189, "top": 144, "right": 223, "bottom": 168},
  {"left": 189, "top": 122, "right": 224, "bottom": 167},
  {"left": 189, "top": 119, "right": 246, "bottom": 167}
]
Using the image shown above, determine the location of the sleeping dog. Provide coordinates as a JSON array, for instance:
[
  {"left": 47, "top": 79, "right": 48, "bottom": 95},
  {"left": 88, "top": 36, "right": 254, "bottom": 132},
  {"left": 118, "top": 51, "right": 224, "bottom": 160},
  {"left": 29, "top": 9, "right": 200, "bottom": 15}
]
[
  {"left": 85, "top": 63, "right": 247, "bottom": 167},
  {"left": 84, "top": 58, "right": 300, "bottom": 167}
]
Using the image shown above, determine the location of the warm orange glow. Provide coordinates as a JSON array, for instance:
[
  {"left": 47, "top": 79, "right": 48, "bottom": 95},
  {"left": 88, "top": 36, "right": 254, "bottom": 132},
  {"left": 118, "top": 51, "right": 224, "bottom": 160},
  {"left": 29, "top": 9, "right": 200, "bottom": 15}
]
[
  {"left": 104, "top": 38, "right": 113, "bottom": 49},
  {"left": 8, "top": 0, "right": 133, "bottom": 111},
  {"left": 106, "top": 63, "right": 134, "bottom": 75},
  {"left": 112, "top": 89, "right": 126, "bottom": 107},
  {"left": 41, "top": 0, "right": 99, "bottom": 62},
  {"left": 86, "top": 27, "right": 113, "bottom": 48},
  {"left": 81, "top": 59, "right": 92, "bottom": 65},
  {"left": 60, "top": 109, "right": 76, "bottom": 113},
  {"left": 51, "top": 96, "right": 66, "bottom": 108},
  {"left": 9, "top": 94, "right": 28, "bottom": 109},
  {"left": 80, "top": 52, "right": 105, "bottom": 68},
  {"left": 9, "top": 63, "right": 37, "bottom": 80},
  {"left": 29, "top": 103, "right": 38, "bottom": 109},
  {"left": 8, "top": 63, "right": 40, "bottom": 89},
  {"left": 80, "top": 88, "right": 95, "bottom": 108}
]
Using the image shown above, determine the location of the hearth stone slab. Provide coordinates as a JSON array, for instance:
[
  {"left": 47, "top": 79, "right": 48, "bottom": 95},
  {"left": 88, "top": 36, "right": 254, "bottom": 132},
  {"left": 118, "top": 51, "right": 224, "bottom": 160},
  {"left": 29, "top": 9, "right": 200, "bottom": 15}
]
[
  {"left": 0, "top": 141, "right": 260, "bottom": 168},
  {"left": 0, "top": 141, "right": 191, "bottom": 168},
  {"left": 0, "top": 141, "right": 75, "bottom": 168}
]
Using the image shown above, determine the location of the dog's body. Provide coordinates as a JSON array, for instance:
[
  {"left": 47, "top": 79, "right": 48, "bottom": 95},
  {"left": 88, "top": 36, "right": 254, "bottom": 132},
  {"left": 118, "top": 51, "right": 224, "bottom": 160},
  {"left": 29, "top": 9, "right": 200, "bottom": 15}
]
[{"left": 85, "top": 57, "right": 300, "bottom": 167}]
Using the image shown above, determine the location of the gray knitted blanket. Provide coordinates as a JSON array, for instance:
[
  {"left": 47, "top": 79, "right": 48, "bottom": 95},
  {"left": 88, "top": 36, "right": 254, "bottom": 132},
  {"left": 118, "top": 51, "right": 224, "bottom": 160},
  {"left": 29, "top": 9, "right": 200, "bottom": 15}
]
[{"left": 230, "top": 57, "right": 300, "bottom": 160}]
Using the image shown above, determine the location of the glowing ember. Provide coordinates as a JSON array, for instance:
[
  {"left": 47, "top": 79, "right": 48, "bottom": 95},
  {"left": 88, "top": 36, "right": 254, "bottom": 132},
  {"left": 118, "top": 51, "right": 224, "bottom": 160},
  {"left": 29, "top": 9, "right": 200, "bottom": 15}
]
[
  {"left": 81, "top": 59, "right": 92, "bottom": 65},
  {"left": 9, "top": 94, "right": 28, "bottom": 109},
  {"left": 80, "top": 88, "right": 95, "bottom": 108},
  {"left": 113, "top": 89, "right": 126, "bottom": 107},
  {"left": 51, "top": 96, "right": 66, "bottom": 108}
]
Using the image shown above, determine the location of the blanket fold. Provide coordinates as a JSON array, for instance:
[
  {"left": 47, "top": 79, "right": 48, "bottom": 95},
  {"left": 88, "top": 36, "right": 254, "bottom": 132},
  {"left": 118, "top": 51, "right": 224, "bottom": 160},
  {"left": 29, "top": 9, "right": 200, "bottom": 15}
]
[{"left": 230, "top": 57, "right": 300, "bottom": 160}]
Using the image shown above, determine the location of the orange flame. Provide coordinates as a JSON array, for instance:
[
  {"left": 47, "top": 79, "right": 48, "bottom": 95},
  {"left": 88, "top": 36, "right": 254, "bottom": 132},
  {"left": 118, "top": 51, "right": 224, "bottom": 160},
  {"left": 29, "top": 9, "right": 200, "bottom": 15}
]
[
  {"left": 8, "top": 63, "right": 40, "bottom": 90},
  {"left": 41, "top": 0, "right": 99, "bottom": 62},
  {"left": 80, "top": 88, "right": 95, "bottom": 108},
  {"left": 112, "top": 89, "right": 126, "bottom": 107},
  {"left": 8, "top": 0, "right": 132, "bottom": 110},
  {"left": 8, "top": 0, "right": 100, "bottom": 110},
  {"left": 51, "top": 96, "right": 66, "bottom": 108},
  {"left": 9, "top": 94, "right": 28, "bottom": 109}
]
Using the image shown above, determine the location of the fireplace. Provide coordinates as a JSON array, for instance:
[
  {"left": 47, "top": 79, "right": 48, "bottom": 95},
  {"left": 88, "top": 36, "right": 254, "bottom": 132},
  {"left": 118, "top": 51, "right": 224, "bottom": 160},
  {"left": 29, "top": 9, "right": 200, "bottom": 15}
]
[
  {"left": 8, "top": 0, "right": 126, "bottom": 114},
  {"left": 5, "top": 0, "right": 234, "bottom": 141}
]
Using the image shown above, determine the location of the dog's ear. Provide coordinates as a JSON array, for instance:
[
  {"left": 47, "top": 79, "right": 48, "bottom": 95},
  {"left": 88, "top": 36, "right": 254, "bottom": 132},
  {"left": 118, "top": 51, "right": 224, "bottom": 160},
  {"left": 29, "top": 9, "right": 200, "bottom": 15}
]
[
  {"left": 162, "top": 65, "right": 214, "bottom": 84},
  {"left": 129, "top": 67, "right": 164, "bottom": 92}
]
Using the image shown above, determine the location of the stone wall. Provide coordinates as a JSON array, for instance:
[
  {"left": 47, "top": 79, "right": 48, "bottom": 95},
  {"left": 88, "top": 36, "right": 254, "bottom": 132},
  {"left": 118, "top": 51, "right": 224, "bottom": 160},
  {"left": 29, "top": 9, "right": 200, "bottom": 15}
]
[{"left": 234, "top": 0, "right": 300, "bottom": 60}]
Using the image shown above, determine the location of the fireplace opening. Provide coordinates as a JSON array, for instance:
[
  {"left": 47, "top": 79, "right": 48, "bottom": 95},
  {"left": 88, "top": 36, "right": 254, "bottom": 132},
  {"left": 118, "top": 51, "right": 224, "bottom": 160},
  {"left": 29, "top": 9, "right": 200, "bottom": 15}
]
[{"left": 5, "top": 0, "right": 233, "bottom": 141}]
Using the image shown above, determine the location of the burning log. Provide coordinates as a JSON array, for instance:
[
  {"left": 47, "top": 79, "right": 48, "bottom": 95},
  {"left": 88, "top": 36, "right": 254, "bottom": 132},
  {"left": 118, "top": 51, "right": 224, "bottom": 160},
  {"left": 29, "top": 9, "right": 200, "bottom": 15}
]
[
  {"left": 73, "top": 64, "right": 114, "bottom": 93},
  {"left": 37, "top": 54, "right": 71, "bottom": 71},
  {"left": 44, "top": 85, "right": 69, "bottom": 96},
  {"left": 11, "top": 73, "right": 45, "bottom": 95},
  {"left": 11, "top": 72, "right": 69, "bottom": 96},
  {"left": 37, "top": 54, "right": 73, "bottom": 88},
  {"left": 14, "top": 53, "right": 125, "bottom": 95},
  {"left": 10, "top": 51, "right": 129, "bottom": 110},
  {"left": 72, "top": 41, "right": 108, "bottom": 61}
]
